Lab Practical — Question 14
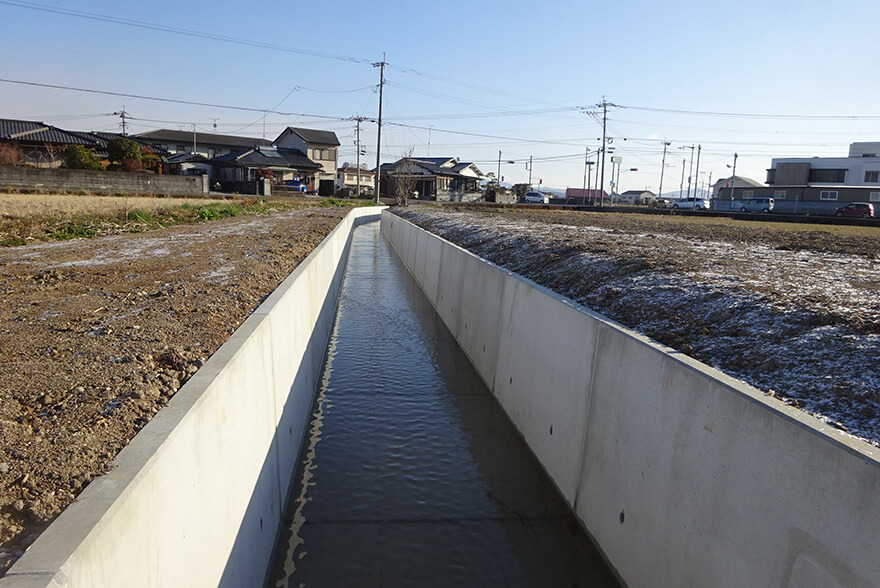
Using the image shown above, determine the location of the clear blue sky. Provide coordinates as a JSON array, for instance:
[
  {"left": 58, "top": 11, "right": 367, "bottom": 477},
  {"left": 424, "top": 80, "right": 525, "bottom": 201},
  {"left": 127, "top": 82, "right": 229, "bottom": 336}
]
[{"left": 3, "top": 0, "right": 880, "bottom": 194}]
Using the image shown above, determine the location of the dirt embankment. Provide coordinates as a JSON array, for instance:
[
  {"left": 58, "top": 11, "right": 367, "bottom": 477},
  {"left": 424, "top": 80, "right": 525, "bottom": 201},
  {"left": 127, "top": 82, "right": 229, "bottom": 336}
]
[
  {"left": 0, "top": 206, "right": 349, "bottom": 574},
  {"left": 394, "top": 205, "right": 880, "bottom": 447}
]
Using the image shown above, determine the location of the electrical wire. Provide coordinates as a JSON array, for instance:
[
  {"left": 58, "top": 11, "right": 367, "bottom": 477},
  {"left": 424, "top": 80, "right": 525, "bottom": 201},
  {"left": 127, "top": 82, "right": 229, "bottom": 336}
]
[
  {"left": 0, "top": 78, "right": 350, "bottom": 120},
  {"left": 0, "top": 0, "right": 373, "bottom": 65}
]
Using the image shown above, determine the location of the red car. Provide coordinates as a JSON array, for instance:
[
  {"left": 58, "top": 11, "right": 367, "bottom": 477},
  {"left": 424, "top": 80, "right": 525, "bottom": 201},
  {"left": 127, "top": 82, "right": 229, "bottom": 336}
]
[{"left": 834, "top": 202, "right": 875, "bottom": 218}]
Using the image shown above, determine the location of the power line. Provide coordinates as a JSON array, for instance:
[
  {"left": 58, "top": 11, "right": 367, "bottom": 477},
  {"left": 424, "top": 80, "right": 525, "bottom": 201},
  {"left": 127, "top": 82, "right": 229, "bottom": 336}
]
[
  {"left": 0, "top": 78, "right": 349, "bottom": 120},
  {"left": 0, "top": 0, "right": 374, "bottom": 65},
  {"left": 621, "top": 103, "right": 880, "bottom": 121}
]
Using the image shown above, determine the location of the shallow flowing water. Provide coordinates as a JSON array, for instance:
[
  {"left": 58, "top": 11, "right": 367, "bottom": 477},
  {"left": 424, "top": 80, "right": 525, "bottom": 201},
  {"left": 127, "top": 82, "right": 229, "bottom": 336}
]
[{"left": 266, "top": 221, "right": 619, "bottom": 587}]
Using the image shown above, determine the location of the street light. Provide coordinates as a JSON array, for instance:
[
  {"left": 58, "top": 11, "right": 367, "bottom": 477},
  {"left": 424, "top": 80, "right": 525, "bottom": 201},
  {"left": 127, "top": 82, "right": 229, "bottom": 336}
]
[
  {"left": 726, "top": 152, "right": 738, "bottom": 211},
  {"left": 497, "top": 151, "right": 515, "bottom": 184}
]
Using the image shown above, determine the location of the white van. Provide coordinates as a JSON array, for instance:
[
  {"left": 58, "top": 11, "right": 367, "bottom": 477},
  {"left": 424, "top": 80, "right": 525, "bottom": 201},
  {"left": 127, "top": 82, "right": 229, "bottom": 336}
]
[
  {"left": 524, "top": 192, "right": 548, "bottom": 204},
  {"left": 739, "top": 197, "right": 774, "bottom": 213}
]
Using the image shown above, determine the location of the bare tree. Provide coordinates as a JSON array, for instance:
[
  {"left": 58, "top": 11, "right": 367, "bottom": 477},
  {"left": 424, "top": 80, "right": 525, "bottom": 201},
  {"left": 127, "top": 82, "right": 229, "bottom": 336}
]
[
  {"left": 390, "top": 149, "right": 419, "bottom": 206},
  {"left": 0, "top": 142, "right": 23, "bottom": 166}
]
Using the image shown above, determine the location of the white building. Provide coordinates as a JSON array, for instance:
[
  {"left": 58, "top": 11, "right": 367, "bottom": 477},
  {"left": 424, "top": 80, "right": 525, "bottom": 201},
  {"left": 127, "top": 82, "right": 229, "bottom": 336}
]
[{"left": 767, "top": 142, "right": 880, "bottom": 187}]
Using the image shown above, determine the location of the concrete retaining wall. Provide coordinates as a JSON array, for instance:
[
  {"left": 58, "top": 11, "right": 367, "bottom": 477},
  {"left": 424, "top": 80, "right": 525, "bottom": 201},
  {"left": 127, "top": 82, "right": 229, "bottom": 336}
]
[
  {"left": 381, "top": 210, "right": 880, "bottom": 588},
  {"left": 0, "top": 166, "right": 207, "bottom": 196},
  {"left": 0, "top": 206, "right": 383, "bottom": 588}
]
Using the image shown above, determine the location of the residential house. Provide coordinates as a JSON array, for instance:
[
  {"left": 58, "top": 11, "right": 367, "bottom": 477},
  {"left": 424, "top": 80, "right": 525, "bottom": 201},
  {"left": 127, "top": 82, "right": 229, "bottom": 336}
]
[
  {"left": 273, "top": 127, "right": 340, "bottom": 196},
  {"left": 1, "top": 119, "right": 95, "bottom": 167},
  {"left": 0, "top": 118, "right": 166, "bottom": 168},
  {"left": 709, "top": 176, "right": 764, "bottom": 210},
  {"left": 336, "top": 163, "right": 375, "bottom": 196},
  {"left": 211, "top": 146, "right": 322, "bottom": 194},
  {"left": 135, "top": 129, "right": 270, "bottom": 161},
  {"left": 619, "top": 190, "right": 656, "bottom": 205},
  {"left": 381, "top": 156, "right": 484, "bottom": 201}
]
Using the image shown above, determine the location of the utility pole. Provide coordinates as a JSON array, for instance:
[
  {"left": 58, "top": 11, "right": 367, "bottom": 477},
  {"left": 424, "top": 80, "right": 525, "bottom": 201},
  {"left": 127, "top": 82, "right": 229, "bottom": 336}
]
[
  {"left": 693, "top": 144, "right": 702, "bottom": 200},
  {"left": 582, "top": 147, "right": 589, "bottom": 200},
  {"left": 498, "top": 150, "right": 502, "bottom": 185},
  {"left": 355, "top": 117, "right": 363, "bottom": 198},
  {"left": 680, "top": 144, "right": 696, "bottom": 199},
  {"left": 584, "top": 161, "right": 595, "bottom": 206},
  {"left": 192, "top": 124, "right": 197, "bottom": 155},
  {"left": 113, "top": 108, "right": 129, "bottom": 136},
  {"left": 527, "top": 155, "right": 533, "bottom": 188},
  {"left": 373, "top": 53, "right": 386, "bottom": 204},
  {"left": 599, "top": 100, "right": 608, "bottom": 207},
  {"left": 611, "top": 155, "right": 620, "bottom": 204},
  {"left": 730, "top": 152, "right": 738, "bottom": 207},
  {"left": 615, "top": 159, "right": 623, "bottom": 201},
  {"left": 680, "top": 159, "right": 686, "bottom": 199},
  {"left": 658, "top": 141, "right": 671, "bottom": 200}
]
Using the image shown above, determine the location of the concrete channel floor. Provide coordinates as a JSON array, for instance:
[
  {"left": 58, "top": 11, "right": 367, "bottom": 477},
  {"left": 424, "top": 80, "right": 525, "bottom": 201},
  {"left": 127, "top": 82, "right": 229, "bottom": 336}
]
[{"left": 266, "top": 221, "right": 620, "bottom": 587}]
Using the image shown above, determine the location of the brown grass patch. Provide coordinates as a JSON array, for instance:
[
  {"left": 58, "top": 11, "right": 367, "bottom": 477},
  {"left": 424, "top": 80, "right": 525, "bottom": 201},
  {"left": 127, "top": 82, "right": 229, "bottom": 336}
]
[{"left": 0, "top": 193, "right": 228, "bottom": 218}]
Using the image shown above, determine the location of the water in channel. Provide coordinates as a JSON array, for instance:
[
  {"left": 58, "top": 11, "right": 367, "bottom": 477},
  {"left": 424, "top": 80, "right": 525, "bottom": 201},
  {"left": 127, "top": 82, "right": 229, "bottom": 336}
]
[{"left": 266, "top": 221, "right": 619, "bottom": 587}]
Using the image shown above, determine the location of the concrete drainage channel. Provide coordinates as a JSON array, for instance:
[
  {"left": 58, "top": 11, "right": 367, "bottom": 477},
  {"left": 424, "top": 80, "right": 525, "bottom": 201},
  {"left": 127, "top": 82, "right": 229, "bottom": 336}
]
[
  {"left": 0, "top": 207, "right": 382, "bottom": 588},
  {"left": 3, "top": 207, "right": 879, "bottom": 587},
  {"left": 379, "top": 211, "right": 880, "bottom": 588}
]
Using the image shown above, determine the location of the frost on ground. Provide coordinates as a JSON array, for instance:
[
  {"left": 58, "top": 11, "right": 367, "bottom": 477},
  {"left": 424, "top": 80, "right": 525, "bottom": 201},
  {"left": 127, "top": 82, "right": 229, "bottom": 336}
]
[{"left": 394, "top": 207, "right": 880, "bottom": 446}]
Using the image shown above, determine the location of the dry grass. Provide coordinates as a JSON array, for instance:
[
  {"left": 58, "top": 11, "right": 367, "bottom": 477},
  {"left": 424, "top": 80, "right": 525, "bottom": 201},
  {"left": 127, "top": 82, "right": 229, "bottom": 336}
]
[
  {"left": 0, "top": 193, "right": 228, "bottom": 218},
  {"left": 0, "top": 192, "right": 369, "bottom": 247}
]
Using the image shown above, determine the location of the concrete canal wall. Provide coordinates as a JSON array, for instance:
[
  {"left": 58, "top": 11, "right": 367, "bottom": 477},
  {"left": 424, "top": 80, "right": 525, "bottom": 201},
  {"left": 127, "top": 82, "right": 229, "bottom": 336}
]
[
  {"left": 381, "top": 210, "right": 880, "bottom": 588},
  {"left": 0, "top": 206, "right": 383, "bottom": 588}
]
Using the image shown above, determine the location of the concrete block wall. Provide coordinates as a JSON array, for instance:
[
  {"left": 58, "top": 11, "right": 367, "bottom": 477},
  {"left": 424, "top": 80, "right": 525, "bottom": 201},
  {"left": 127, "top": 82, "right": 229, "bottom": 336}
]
[
  {"left": 381, "top": 210, "right": 880, "bottom": 588},
  {"left": 0, "top": 206, "right": 383, "bottom": 588},
  {"left": 0, "top": 166, "right": 206, "bottom": 196}
]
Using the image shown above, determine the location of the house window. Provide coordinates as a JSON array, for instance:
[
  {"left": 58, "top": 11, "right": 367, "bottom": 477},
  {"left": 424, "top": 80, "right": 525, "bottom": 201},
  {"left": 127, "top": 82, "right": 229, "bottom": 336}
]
[
  {"left": 743, "top": 190, "right": 754, "bottom": 198},
  {"left": 774, "top": 190, "right": 786, "bottom": 199},
  {"left": 870, "top": 192, "right": 880, "bottom": 202},
  {"left": 808, "top": 169, "right": 846, "bottom": 183},
  {"left": 819, "top": 190, "right": 838, "bottom": 200},
  {"left": 865, "top": 171, "right": 880, "bottom": 182}
]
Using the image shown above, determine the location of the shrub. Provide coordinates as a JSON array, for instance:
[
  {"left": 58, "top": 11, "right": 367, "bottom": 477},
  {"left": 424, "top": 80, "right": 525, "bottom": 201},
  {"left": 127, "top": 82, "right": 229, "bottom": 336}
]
[
  {"left": 108, "top": 137, "right": 143, "bottom": 171},
  {"left": 64, "top": 145, "right": 102, "bottom": 171}
]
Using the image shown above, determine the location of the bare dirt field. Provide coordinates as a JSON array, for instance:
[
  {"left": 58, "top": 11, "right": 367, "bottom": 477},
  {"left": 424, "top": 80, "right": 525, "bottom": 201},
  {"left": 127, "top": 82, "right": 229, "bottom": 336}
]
[
  {"left": 0, "top": 197, "right": 351, "bottom": 574},
  {"left": 394, "top": 205, "right": 880, "bottom": 447},
  {"left": 1, "top": 198, "right": 877, "bottom": 576}
]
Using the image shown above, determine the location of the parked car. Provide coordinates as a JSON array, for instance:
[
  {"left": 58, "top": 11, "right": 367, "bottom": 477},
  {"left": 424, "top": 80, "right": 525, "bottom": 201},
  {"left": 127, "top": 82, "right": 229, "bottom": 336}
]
[
  {"left": 283, "top": 179, "right": 307, "bottom": 192},
  {"left": 654, "top": 198, "right": 669, "bottom": 208},
  {"left": 740, "top": 197, "right": 774, "bottom": 213},
  {"left": 834, "top": 202, "right": 875, "bottom": 218},
  {"left": 524, "top": 191, "right": 548, "bottom": 204},
  {"left": 670, "top": 197, "right": 709, "bottom": 210}
]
